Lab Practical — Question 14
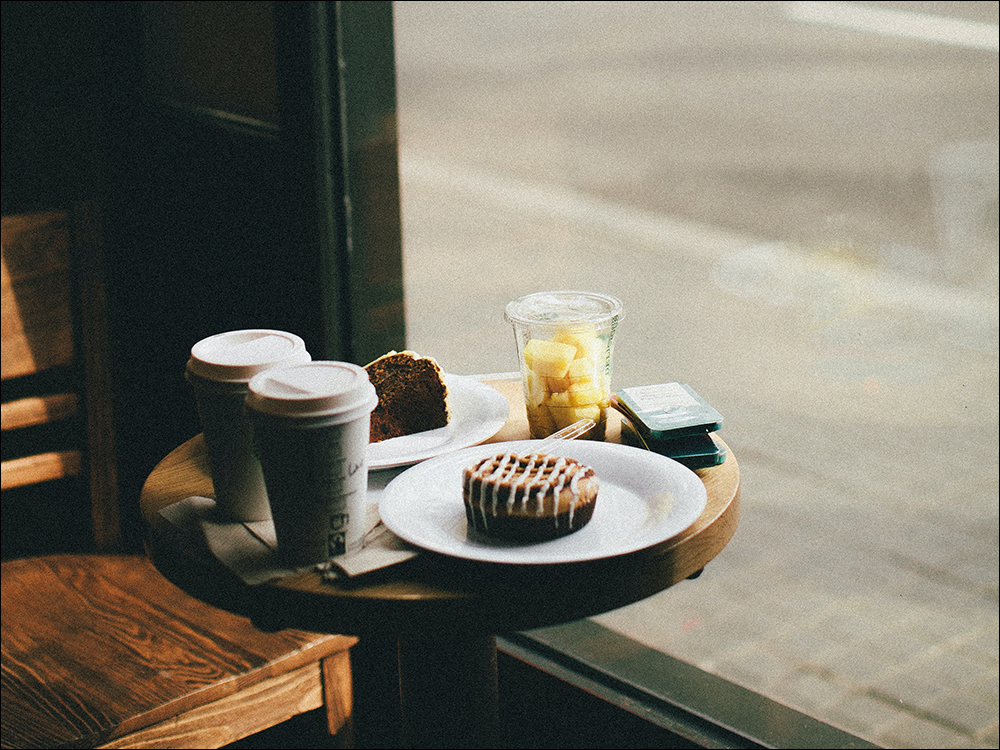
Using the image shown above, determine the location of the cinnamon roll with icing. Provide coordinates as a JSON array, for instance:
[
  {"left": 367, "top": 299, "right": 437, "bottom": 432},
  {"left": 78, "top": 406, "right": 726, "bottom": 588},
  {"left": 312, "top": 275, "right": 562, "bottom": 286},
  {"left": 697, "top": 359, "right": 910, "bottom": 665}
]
[{"left": 462, "top": 451, "right": 599, "bottom": 541}]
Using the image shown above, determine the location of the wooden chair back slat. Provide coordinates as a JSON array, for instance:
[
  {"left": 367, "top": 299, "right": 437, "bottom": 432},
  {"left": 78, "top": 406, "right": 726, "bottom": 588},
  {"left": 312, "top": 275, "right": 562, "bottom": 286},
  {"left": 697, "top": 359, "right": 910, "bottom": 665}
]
[
  {"left": 1, "top": 212, "right": 74, "bottom": 380},
  {"left": 1, "top": 451, "right": 83, "bottom": 491},
  {"left": 1, "top": 394, "right": 80, "bottom": 431}
]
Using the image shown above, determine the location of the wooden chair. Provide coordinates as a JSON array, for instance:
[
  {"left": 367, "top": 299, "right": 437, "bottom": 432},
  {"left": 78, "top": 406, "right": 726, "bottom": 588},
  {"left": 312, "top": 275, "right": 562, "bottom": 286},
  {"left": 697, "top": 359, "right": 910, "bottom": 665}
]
[{"left": 1, "top": 209, "right": 357, "bottom": 748}]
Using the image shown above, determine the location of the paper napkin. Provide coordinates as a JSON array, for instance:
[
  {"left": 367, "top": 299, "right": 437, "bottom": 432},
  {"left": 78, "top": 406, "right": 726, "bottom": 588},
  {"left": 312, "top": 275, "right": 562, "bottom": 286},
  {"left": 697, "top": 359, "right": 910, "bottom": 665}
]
[{"left": 156, "top": 466, "right": 419, "bottom": 586}]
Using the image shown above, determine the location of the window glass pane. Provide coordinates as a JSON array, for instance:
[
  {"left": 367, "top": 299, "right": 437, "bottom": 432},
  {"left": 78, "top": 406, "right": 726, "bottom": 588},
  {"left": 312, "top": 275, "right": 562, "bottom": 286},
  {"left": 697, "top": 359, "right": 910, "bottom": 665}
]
[{"left": 394, "top": 2, "right": 998, "bottom": 747}]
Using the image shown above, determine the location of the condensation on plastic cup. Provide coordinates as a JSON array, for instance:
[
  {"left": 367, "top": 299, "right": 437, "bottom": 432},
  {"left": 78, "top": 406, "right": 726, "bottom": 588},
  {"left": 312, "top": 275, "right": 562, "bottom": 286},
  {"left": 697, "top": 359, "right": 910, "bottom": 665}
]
[
  {"left": 246, "top": 361, "right": 378, "bottom": 567},
  {"left": 185, "top": 330, "right": 311, "bottom": 522},
  {"left": 505, "top": 291, "right": 624, "bottom": 441}
]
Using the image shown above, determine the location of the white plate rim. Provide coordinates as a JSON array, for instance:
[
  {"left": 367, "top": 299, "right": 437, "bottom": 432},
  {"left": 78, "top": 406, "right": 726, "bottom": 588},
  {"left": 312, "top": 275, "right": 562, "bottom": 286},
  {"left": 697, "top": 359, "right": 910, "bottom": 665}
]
[
  {"left": 366, "top": 373, "right": 510, "bottom": 470},
  {"left": 378, "top": 440, "right": 708, "bottom": 564}
]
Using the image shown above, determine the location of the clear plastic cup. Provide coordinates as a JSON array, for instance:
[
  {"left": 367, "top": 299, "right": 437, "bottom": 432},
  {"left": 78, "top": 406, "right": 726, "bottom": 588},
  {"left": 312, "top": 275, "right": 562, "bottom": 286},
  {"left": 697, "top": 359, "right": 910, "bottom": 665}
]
[
  {"left": 505, "top": 291, "right": 624, "bottom": 441},
  {"left": 186, "top": 330, "right": 311, "bottom": 521},
  {"left": 246, "top": 361, "right": 378, "bottom": 566}
]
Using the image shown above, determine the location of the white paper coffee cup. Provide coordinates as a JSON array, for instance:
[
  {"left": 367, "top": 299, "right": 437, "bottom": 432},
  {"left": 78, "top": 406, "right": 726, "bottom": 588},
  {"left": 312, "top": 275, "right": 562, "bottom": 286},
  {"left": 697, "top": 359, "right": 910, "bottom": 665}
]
[
  {"left": 186, "top": 330, "right": 311, "bottom": 521},
  {"left": 246, "top": 361, "right": 378, "bottom": 566}
]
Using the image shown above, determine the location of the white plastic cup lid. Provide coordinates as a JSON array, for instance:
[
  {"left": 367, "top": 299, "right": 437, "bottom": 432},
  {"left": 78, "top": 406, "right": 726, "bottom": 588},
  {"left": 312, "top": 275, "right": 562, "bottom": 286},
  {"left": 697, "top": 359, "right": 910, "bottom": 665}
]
[
  {"left": 505, "top": 291, "right": 624, "bottom": 331},
  {"left": 187, "top": 330, "right": 310, "bottom": 383},
  {"left": 246, "top": 361, "right": 378, "bottom": 422}
]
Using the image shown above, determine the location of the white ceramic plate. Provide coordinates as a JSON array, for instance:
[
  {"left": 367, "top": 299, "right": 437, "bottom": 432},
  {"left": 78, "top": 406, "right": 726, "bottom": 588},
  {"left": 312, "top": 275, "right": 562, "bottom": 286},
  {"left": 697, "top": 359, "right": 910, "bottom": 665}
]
[
  {"left": 378, "top": 440, "right": 708, "bottom": 564},
  {"left": 366, "top": 374, "right": 510, "bottom": 470}
]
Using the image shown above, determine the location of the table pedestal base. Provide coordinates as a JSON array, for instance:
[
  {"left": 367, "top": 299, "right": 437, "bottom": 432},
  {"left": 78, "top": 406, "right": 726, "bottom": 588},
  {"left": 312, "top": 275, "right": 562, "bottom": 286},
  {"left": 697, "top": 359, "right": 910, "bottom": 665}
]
[{"left": 397, "top": 633, "right": 500, "bottom": 749}]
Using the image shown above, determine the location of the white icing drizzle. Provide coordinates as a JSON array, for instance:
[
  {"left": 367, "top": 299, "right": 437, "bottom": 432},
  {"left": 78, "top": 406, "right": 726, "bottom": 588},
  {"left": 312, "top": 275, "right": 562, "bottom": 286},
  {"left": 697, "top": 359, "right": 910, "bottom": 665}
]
[{"left": 464, "top": 452, "right": 593, "bottom": 532}]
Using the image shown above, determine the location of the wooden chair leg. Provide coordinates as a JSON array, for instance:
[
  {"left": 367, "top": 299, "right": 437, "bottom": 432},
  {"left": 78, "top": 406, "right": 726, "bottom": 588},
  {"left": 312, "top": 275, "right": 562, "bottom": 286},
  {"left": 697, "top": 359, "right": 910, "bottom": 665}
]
[{"left": 322, "top": 649, "right": 355, "bottom": 748}]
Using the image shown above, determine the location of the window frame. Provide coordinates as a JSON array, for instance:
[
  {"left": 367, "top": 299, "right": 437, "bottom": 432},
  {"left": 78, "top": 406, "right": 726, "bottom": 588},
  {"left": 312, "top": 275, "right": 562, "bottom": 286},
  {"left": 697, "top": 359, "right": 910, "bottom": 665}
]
[{"left": 500, "top": 623, "right": 875, "bottom": 749}]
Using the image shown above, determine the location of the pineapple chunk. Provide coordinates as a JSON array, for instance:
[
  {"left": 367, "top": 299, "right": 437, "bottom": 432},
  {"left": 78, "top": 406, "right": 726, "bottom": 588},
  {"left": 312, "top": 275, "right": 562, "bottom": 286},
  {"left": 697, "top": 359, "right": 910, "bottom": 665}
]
[
  {"left": 526, "top": 403, "right": 555, "bottom": 436},
  {"left": 546, "top": 376, "right": 570, "bottom": 393},
  {"left": 524, "top": 338, "right": 576, "bottom": 378},
  {"left": 545, "top": 390, "right": 572, "bottom": 408},
  {"left": 548, "top": 404, "right": 602, "bottom": 429},
  {"left": 524, "top": 369, "right": 548, "bottom": 408},
  {"left": 553, "top": 330, "right": 604, "bottom": 366},
  {"left": 566, "top": 385, "right": 603, "bottom": 406},
  {"left": 564, "top": 357, "right": 598, "bottom": 384}
]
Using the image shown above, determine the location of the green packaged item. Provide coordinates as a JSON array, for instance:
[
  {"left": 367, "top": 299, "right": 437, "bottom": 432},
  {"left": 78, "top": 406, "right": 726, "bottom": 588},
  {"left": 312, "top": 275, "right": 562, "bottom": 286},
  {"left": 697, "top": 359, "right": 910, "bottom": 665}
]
[
  {"left": 620, "top": 418, "right": 727, "bottom": 469},
  {"left": 612, "top": 382, "right": 723, "bottom": 440}
]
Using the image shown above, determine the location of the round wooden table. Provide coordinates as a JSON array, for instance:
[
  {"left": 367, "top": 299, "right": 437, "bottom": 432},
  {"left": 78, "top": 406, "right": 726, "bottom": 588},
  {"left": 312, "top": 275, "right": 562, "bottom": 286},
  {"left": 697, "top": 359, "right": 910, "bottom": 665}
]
[{"left": 141, "top": 376, "right": 740, "bottom": 748}]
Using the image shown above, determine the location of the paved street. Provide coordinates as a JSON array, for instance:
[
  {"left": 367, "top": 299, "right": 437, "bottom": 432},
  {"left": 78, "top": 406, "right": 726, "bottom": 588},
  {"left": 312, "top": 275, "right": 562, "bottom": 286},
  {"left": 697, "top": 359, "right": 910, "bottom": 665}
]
[{"left": 393, "top": 2, "right": 998, "bottom": 747}]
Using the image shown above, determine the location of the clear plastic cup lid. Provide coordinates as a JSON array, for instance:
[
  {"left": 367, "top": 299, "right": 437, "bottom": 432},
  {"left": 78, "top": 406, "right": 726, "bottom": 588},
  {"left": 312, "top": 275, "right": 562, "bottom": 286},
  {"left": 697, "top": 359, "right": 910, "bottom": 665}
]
[
  {"left": 505, "top": 291, "right": 624, "bottom": 331},
  {"left": 246, "top": 361, "right": 378, "bottom": 421},
  {"left": 187, "top": 329, "right": 310, "bottom": 383}
]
